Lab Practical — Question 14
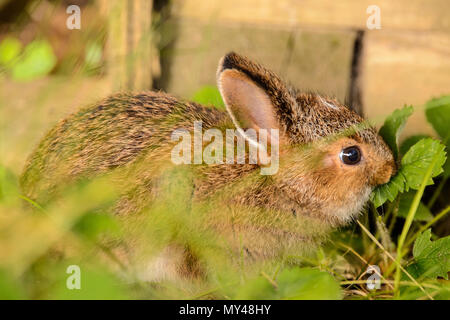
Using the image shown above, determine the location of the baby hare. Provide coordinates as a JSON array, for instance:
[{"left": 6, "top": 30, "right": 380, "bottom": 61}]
[{"left": 21, "top": 52, "right": 395, "bottom": 280}]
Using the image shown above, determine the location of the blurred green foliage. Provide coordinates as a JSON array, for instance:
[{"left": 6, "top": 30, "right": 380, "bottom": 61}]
[
  {"left": 0, "top": 35, "right": 105, "bottom": 80},
  {"left": 232, "top": 268, "right": 341, "bottom": 300},
  {"left": 0, "top": 37, "right": 57, "bottom": 81},
  {"left": 0, "top": 89, "right": 448, "bottom": 300},
  {"left": 0, "top": 37, "right": 21, "bottom": 66},
  {"left": 11, "top": 40, "right": 57, "bottom": 81},
  {"left": 191, "top": 86, "right": 225, "bottom": 110}
]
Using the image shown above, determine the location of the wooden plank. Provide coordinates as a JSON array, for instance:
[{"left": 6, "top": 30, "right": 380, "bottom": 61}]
[
  {"left": 173, "top": 0, "right": 450, "bottom": 32},
  {"left": 160, "top": 19, "right": 355, "bottom": 102},
  {"left": 99, "top": 0, "right": 158, "bottom": 91},
  {"left": 363, "top": 31, "right": 450, "bottom": 137}
]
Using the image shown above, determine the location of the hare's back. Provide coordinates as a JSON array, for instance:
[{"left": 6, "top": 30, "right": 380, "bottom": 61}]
[{"left": 20, "top": 91, "right": 227, "bottom": 203}]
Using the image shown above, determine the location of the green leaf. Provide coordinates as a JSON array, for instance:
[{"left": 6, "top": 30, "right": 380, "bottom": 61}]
[
  {"left": 11, "top": 40, "right": 56, "bottom": 81},
  {"left": 426, "top": 96, "right": 450, "bottom": 177},
  {"left": 399, "top": 135, "right": 430, "bottom": 157},
  {"left": 370, "top": 173, "right": 405, "bottom": 207},
  {"left": 371, "top": 138, "right": 446, "bottom": 207},
  {"left": 407, "top": 229, "right": 450, "bottom": 280},
  {"left": 379, "top": 105, "right": 414, "bottom": 159},
  {"left": 0, "top": 36, "right": 22, "bottom": 66},
  {"left": 397, "top": 191, "right": 433, "bottom": 222},
  {"left": 401, "top": 138, "right": 446, "bottom": 189},
  {"left": 235, "top": 267, "right": 341, "bottom": 300},
  {"left": 191, "top": 86, "right": 225, "bottom": 110}
]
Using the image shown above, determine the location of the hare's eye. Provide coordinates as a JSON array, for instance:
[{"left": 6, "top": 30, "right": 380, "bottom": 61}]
[{"left": 340, "top": 146, "right": 361, "bottom": 165}]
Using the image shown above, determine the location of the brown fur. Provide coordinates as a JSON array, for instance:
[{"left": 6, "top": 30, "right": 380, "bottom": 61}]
[{"left": 21, "top": 52, "right": 396, "bottom": 280}]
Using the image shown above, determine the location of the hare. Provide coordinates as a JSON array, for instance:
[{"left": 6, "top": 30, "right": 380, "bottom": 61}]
[{"left": 21, "top": 52, "right": 396, "bottom": 280}]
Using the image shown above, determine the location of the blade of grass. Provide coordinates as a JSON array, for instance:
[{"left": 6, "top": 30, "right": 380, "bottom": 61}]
[
  {"left": 337, "top": 241, "right": 394, "bottom": 290},
  {"left": 18, "top": 194, "right": 46, "bottom": 212},
  {"left": 261, "top": 271, "right": 278, "bottom": 288}
]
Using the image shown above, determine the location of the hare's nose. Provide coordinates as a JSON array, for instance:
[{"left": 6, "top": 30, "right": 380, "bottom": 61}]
[{"left": 372, "top": 160, "right": 396, "bottom": 186}]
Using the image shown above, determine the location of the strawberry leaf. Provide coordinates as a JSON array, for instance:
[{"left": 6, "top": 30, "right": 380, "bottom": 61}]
[
  {"left": 371, "top": 138, "right": 446, "bottom": 207},
  {"left": 407, "top": 229, "right": 450, "bottom": 280},
  {"left": 401, "top": 138, "right": 446, "bottom": 189}
]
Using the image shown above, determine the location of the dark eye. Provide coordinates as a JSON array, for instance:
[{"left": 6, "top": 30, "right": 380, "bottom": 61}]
[{"left": 340, "top": 146, "right": 361, "bottom": 165}]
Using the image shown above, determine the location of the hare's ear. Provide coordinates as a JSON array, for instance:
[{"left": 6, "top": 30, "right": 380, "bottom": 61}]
[
  {"left": 218, "top": 68, "right": 279, "bottom": 145},
  {"left": 217, "top": 52, "right": 295, "bottom": 147}
]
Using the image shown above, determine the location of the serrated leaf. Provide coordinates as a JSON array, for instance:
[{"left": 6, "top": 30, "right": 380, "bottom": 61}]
[
  {"left": 371, "top": 138, "right": 446, "bottom": 207},
  {"left": 379, "top": 105, "right": 414, "bottom": 159},
  {"left": 408, "top": 229, "right": 450, "bottom": 280},
  {"left": 399, "top": 135, "right": 431, "bottom": 157},
  {"left": 370, "top": 173, "right": 406, "bottom": 207},
  {"left": 397, "top": 191, "right": 433, "bottom": 221},
  {"left": 401, "top": 138, "right": 446, "bottom": 189}
]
